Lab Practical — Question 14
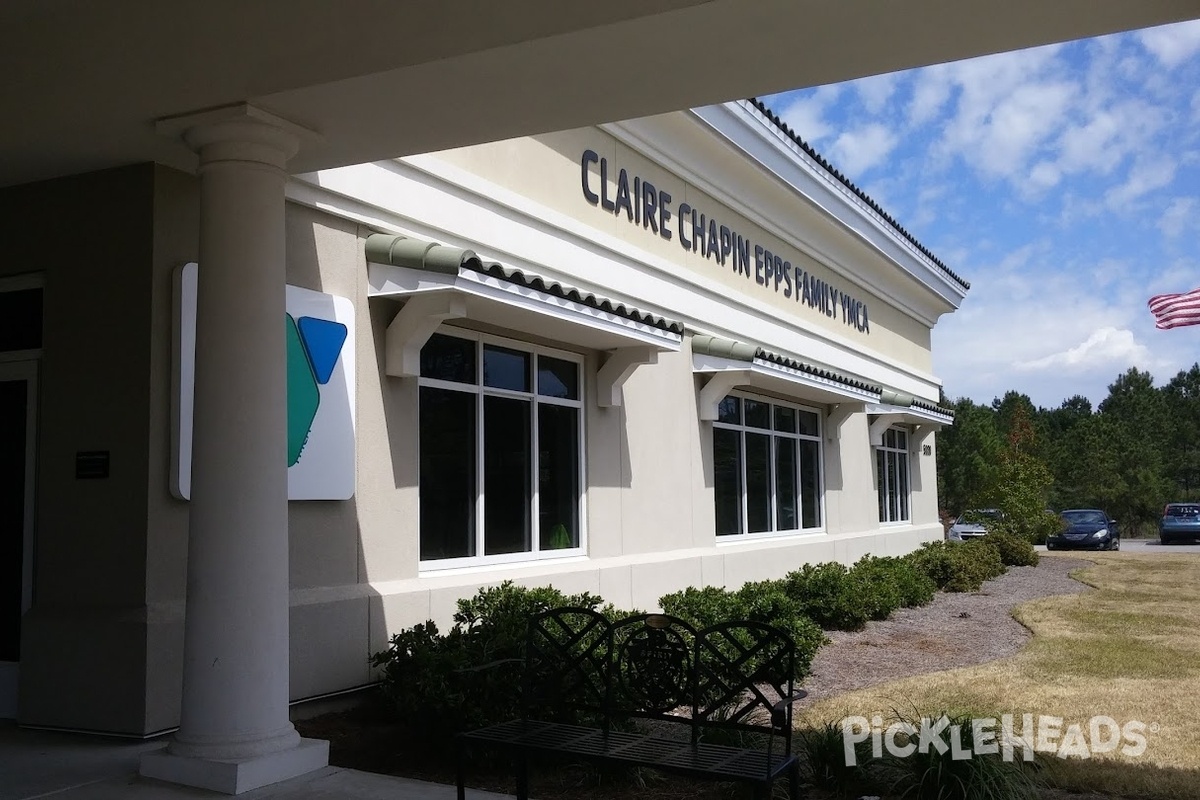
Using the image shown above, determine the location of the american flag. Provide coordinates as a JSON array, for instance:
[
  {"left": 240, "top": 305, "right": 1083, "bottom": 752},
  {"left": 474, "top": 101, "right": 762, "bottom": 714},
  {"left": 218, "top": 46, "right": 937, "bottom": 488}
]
[{"left": 1148, "top": 287, "right": 1200, "bottom": 330}]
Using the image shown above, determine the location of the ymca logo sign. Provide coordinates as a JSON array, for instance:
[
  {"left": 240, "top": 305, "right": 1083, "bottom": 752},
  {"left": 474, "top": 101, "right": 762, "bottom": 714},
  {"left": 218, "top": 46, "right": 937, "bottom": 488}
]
[{"left": 172, "top": 262, "right": 356, "bottom": 501}]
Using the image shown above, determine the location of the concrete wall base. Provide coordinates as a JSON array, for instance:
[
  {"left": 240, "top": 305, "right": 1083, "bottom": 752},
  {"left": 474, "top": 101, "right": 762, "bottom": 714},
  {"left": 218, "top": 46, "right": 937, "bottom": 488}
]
[{"left": 139, "top": 738, "right": 329, "bottom": 794}]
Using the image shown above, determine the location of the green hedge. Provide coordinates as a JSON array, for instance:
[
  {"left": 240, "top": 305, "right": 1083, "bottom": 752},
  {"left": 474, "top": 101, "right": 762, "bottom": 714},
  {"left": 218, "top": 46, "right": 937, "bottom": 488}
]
[
  {"left": 987, "top": 530, "right": 1040, "bottom": 567},
  {"left": 371, "top": 537, "right": 1021, "bottom": 758},
  {"left": 905, "top": 539, "right": 1006, "bottom": 593},
  {"left": 370, "top": 582, "right": 613, "bottom": 748},
  {"left": 849, "top": 554, "right": 937, "bottom": 615},
  {"left": 658, "top": 583, "right": 826, "bottom": 679}
]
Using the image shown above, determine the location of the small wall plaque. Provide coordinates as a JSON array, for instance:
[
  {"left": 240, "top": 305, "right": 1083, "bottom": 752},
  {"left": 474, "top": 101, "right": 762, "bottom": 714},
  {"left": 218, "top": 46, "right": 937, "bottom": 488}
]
[{"left": 75, "top": 450, "right": 110, "bottom": 479}]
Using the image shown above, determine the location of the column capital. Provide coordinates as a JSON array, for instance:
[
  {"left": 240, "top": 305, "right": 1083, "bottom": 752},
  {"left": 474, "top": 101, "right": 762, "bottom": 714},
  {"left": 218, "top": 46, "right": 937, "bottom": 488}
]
[{"left": 157, "top": 103, "right": 321, "bottom": 170}]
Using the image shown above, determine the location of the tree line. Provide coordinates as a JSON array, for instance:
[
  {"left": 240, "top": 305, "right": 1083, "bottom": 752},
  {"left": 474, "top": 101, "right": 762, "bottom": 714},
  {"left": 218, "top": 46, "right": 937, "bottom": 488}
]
[{"left": 937, "top": 364, "right": 1200, "bottom": 536}]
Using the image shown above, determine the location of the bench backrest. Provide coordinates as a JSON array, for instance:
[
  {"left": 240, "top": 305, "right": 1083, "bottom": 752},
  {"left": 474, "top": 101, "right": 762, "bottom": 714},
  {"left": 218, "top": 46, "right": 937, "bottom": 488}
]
[{"left": 522, "top": 607, "right": 796, "bottom": 751}]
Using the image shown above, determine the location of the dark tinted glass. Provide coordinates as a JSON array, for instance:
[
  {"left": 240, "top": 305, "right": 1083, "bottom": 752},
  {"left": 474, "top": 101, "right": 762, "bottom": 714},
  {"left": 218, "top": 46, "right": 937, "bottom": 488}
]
[
  {"left": 717, "top": 395, "right": 740, "bottom": 424},
  {"left": 774, "top": 406, "right": 797, "bottom": 433},
  {"left": 744, "top": 399, "right": 770, "bottom": 430},
  {"left": 419, "top": 387, "right": 476, "bottom": 559},
  {"left": 483, "top": 396, "right": 531, "bottom": 554},
  {"left": 876, "top": 449, "right": 887, "bottom": 522},
  {"left": 798, "top": 410, "right": 819, "bottom": 437},
  {"left": 0, "top": 289, "right": 42, "bottom": 352},
  {"left": 775, "top": 436, "right": 797, "bottom": 531},
  {"left": 420, "top": 333, "right": 475, "bottom": 383},
  {"left": 713, "top": 428, "right": 742, "bottom": 536},
  {"left": 537, "top": 355, "right": 578, "bottom": 399},
  {"left": 800, "top": 440, "right": 821, "bottom": 529},
  {"left": 745, "top": 433, "right": 771, "bottom": 533},
  {"left": 538, "top": 405, "right": 579, "bottom": 550},
  {"left": 483, "top": 344, "right": 530, "bottom": 392}
]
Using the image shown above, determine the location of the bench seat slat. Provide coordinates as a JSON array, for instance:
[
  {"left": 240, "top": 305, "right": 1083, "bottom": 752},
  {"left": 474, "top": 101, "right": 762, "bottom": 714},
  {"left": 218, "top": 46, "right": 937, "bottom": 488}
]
[{"left": 462, "top": 719, "right": 794, "bottom": 781}]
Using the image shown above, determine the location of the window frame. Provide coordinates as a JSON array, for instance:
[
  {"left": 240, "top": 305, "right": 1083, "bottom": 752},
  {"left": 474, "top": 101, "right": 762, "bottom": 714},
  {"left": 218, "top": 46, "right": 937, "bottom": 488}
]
[
  {"left": 711, "top": 389, "right": 826, "bottom": 541},
  {"left": 417, "top": 326, "right": 587, "bottom": 572},
  {"left": 876, "top": 425, "right": 911, "bottom": 525}
]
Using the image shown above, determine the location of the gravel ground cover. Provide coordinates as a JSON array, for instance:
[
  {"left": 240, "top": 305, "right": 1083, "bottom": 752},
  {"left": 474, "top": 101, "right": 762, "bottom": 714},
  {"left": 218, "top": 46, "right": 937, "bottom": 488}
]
[{"left": 800, "top": 555, "right": 1092, "bottom": 703}]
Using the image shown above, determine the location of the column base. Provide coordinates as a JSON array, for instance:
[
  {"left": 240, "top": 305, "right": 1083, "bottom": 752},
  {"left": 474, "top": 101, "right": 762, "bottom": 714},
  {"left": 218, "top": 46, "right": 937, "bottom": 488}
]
[{"left": 139, "top": 737, "right": 329, "bottom": 794}]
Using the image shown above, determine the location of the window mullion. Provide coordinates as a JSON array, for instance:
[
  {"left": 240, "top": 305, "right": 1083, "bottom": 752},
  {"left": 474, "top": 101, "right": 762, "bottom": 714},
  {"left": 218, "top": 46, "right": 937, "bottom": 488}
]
[
  {"left": 475, "top": 344, "right": 486, "bottom": 557},
  {"left": 768, "top": 432, "right": 778, "bottom": 533}
]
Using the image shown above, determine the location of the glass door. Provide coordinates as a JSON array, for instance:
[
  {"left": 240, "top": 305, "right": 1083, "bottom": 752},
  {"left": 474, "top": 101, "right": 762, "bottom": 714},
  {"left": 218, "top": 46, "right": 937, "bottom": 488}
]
[{"left": 0, "top": 360, "right": 36, "bottom": 719}]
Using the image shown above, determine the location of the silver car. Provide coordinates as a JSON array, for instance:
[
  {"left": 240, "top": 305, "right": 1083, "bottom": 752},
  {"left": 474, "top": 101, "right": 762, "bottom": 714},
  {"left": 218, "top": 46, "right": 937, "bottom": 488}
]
[{"left": 948, "top": 509, "right": 1003, "bottom": 541}]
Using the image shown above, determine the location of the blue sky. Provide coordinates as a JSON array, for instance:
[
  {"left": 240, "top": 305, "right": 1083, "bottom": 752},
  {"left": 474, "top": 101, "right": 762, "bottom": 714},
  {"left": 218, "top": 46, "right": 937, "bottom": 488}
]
[{"left": 762, "top": 19, "right": 1200, "bottom": 410}]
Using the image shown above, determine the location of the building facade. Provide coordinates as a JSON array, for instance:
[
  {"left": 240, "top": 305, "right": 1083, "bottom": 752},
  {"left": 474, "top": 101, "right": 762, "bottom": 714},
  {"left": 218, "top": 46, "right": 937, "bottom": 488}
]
[{"left": 0, "top": 100, "right": 965, "bottom": 740}]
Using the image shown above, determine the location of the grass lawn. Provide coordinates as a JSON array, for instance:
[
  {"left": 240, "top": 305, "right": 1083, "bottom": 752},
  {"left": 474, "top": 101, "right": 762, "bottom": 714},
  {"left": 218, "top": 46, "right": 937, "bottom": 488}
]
[{"left": 798, "top": 552, "right": 1200, "bottom": 799}]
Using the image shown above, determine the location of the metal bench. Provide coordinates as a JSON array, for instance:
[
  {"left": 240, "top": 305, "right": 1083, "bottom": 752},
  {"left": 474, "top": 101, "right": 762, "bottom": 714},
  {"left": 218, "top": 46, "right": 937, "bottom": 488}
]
[{"left": 455, "top": 607, "right": 807, "bottom": 800}]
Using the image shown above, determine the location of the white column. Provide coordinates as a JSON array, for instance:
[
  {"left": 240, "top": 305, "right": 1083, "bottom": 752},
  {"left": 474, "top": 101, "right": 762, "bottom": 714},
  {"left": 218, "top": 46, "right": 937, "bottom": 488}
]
[{"left": 141, "top": 105, "right": 328, "bottom": 794}]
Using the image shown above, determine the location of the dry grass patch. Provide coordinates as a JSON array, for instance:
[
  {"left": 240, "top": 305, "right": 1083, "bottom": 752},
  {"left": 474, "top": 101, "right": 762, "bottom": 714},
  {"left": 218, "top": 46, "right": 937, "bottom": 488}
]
[{"left": 798, "top": 552, "right": 1200, "bottom": 799}]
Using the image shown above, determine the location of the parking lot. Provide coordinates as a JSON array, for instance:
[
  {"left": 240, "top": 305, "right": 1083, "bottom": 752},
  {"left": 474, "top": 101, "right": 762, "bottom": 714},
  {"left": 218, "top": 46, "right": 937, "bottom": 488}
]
[{"left": 1037, "top": 538, "right": 1200, "bottom": 554}]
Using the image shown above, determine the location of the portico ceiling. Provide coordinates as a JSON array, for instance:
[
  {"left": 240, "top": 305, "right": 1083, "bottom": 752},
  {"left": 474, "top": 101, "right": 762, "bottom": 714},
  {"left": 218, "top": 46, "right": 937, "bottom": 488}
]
[{"left": 2, "top": 0, "right": 1198, "bottom": 189}]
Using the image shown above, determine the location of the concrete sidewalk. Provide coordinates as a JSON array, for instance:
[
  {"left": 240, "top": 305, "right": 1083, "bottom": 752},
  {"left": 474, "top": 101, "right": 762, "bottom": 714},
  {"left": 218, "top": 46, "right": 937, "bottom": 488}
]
[{"left": 1, "top": 724, "right": 510, "bottom": 800}]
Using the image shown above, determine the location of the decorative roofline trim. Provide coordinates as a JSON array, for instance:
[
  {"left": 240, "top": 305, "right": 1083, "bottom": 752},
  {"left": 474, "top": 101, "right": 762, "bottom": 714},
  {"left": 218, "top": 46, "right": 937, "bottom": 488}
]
[{"left": 745, "top": 97, "right": 970, "bottom": 293}]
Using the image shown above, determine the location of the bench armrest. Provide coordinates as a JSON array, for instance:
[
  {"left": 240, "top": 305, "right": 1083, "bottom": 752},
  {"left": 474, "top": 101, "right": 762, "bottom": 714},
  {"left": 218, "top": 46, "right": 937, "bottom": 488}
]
[{"left": 770, "top": 689, "right": 808, "bottom": 730}]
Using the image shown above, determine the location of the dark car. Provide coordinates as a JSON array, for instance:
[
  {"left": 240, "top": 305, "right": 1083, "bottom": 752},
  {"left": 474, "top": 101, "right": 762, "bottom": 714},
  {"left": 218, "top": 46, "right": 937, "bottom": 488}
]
[
  {"left": 1159, "top": 503, "right": 1200, "bottom": 545},
  {"left": 1047, "top": 509, "right": 1120, "bottom": 551}
]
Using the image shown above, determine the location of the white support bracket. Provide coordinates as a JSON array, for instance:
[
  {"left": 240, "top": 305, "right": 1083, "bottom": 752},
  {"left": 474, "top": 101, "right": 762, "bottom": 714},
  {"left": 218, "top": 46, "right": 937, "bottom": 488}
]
[
  {"left": 385, "top": 291, "right": 467, "bottom": 377},
  {"left": 698, "top": 370, "right": 752, "bottom": 421},
  {"left": 868, "top": 413, "right": 905, "bottom": 447},
  {"left": 825, "top": 402, "right": 863, "bottom": 442},
  {"left": 596, "top": 346, "right": 659, "bottom": 408},
  {"left": 910, "top": 424, "right": 938, "bottom": 455}
]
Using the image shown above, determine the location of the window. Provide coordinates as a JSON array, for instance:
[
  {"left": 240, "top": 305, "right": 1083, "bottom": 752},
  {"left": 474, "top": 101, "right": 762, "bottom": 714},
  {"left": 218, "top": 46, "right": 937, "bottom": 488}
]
[
  {"left": 418, "top": 331, "right": 584, "bottom": 566},
  {"left": 876, "top": 427, "right": 910, "bottom": 523},
  {"left": 712, "top": 393, "right": 822, "bottom": 537}
]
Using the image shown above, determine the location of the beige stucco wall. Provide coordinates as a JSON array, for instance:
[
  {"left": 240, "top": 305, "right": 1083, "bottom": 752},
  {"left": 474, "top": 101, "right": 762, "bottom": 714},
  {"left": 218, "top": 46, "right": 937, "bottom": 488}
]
[
  {"left": 3, "top": 147, "right": 944, "bottom": 737},
  {"left": 272, "top": 198, "right": 942, "bottom": 702},
  {"left": 427, "top": 127, "right": 934, "bottom": 374}
]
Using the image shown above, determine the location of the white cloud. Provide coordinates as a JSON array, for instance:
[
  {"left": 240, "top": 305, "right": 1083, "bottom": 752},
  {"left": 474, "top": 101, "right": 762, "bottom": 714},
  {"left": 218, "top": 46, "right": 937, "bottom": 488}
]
[
  {"left": 1029, "top": 161, "right": 1061, "bottom": 190},
  {"left": 1137, "top": 19, "right": 1200, "bottom": 68},
  {"left": 1014, "top": 327, "right": 1154, "bottom": 373},
  {"left": 855, "top": 72, "right": 899, "bottom": 115},
  {"left": 907, "top": 63, "right": 954, "bottom": 127},
  {"left": 829, "top": 124, "right": 898, "bottom": 176},
  {"left": 1159, "top": 197, "right": 1197, "bottom": 238},
  {"left": 773, "top": 85, "right": 841, "bottom": 143},
  {"left": 1105, "top": 155, "right": 1177, "bottom": 210}
]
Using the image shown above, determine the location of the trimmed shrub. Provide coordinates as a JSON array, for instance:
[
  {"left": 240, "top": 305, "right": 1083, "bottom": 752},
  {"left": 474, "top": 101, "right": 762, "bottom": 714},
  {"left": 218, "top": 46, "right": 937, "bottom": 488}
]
[
  {"left": 905, "top": 540, "right": 1006, "bottom": 593},
  {"left": 986, "top": 530, "right": 1039, "bottom": 567},
  {"left": 370, "top": 581, "right": 615, "bottom": 748},
  {"left": 783, "top": 562, "right": 870, "bottom": 631},
  {"left": 849, "top": 554, "right": 936, "bottom": 617},
  {"left": 659, "top": 582, "right": 826, "bottom": 679}
]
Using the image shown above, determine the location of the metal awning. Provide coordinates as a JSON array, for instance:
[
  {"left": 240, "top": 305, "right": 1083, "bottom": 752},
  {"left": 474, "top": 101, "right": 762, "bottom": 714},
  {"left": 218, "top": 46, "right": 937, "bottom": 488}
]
[
  {"left": 365, "top": 233, "right": 683, "bottom": 406},
  {"left": 693, "top": 334, "right": 880, "bottom": 410}
]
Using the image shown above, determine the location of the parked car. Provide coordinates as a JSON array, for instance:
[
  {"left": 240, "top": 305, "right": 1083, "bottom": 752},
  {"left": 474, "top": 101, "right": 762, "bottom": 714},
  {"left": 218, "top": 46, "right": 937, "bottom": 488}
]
[
  {"left": 1159, "top": 503, "right": 1200, "bottom": 545},
  {"left": 948, "top": 509, "right": 1004, "bottom": 541},
  {"left": 1047, "top": 509, "right": 1120, "bottom": 551}
]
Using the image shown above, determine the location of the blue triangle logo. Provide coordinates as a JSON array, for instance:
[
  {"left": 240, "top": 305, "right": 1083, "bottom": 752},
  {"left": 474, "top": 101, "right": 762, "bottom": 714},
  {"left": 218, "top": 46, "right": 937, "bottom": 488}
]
[{"left": 297, "top": 316, "right": 348, "bottom": 385}]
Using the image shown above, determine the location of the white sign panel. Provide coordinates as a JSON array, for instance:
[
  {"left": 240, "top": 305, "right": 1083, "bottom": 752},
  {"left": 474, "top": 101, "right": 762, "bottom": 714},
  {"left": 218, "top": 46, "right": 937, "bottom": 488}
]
[{"left": 172, "top": 262, "right": 356, "bottom": 500}]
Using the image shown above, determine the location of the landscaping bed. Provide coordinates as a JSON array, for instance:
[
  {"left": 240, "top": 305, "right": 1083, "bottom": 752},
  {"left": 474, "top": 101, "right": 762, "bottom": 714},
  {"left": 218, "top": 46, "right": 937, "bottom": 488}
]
[{"left": 296, "top": 541, "right": 1111, "bottom": 800}]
